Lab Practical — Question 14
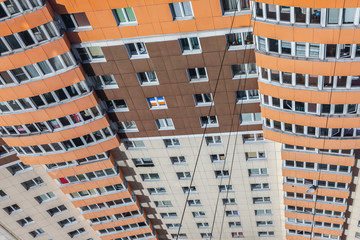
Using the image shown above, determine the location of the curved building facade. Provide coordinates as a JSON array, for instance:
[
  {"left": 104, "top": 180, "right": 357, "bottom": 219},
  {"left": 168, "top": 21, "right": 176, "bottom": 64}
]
[{"left": 252, "top": 1, "right": 360, "bottom": 239}]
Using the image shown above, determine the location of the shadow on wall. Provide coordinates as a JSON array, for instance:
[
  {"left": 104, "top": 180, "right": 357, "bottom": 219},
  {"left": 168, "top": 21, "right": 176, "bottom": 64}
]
[{"left": 111, "top": 147, "right": 169, "bottom": 240}]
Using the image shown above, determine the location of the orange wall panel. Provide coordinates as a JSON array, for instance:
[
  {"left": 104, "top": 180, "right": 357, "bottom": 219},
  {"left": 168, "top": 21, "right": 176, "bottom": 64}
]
[
  {"left": 60, "top": 175, "right": 124, "bottom": 194},
  {"left": 254, "top": 0, "right": 360, "bottom": 9},
  {"left": 281, "top": 150, "right": 355, "bottom": 166},
  {"left": 284, "top": 199, "right": 347, "bottom": 212},
  {"left": 19, "top": 135, "right": 120, "bottom": 165},
  {"left": 285, "top": 212, "right": 344, "bottom": 225},
  {"left": 100, "top": 227, "right": 153, "bottom": 240},
  {"left": 285, "top": 224, "right": 342, "bottom": 236},
  {"left": 283, "top": 185, "right": 349, "bottom": 198},
  {"left": 91, "top": 214, "right": 147, "bottom": 231},
  {"left": 282, "top": 169, "right": 352, "bottom": 183},
  {"left": 0, "top": 36, "right": 71, "bottom": 72},
  {"left": 82, "top": 201, "right": 141, "bottom": 219},
  {"left": 4, "top": 116, "right": 110, "bottom": 146},
  {"left": 263, "top": 129, "right": 360, "bottom": 150}
]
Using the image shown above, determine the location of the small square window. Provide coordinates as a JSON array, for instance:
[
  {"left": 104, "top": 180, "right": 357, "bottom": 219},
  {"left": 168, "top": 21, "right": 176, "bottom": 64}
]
[
  {"left": 169, "top": 2, "right": 194, "bottom": 20},
  {"left": 137, "top": 72, "right": 158, "bottom": 85},
  {"left": 125, "top": 42, "right": 148, "bottom": 59},
  {"left": 200, "top": 116, "right": 218, "bottom": 128},
  {"left": 61, "top": 13, "right": 91, "bottom": 31},
  {"left": 179, "top": 37, "right": 201, "bottom": 54},
  {"left": 112, "top": 8, "right": 137, "bottom": 25},
  {"left": 148, "top": 97, "right": 167, "bottom": 109},
  {"left": 188, "top": 67, "right": 207, "bottom": 82},
  {"left": 163, "top": 138, "right": 181, "bottom": 148},
  {"left": 156, "top": 118, "right": 175, "bottom": 130}
]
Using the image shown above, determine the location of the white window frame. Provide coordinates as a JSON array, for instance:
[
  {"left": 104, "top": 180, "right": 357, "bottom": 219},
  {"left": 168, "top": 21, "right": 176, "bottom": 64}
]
[
  {"left": 132, "top": 158, "right": 154, "bottom": 167},
  {"left": 161, "top": 212, "right": 178, "bottom": 219},
  {"left": 112, "top": 7, "right": 137, "bottom": 25},
  {"left": 219, "top": 185, "right": 233, "bottom": 192},
  {"left": 188, "top": 67, "right": 208, "bottom": 82},
  {"left": 75, "top": 46, "right": 105, "bottom": 63},
  {"left": 92, "top": 75, "right": 118, "bottom": 89},
  {"left": 124, "top": 140, "right": 146, "bottom": 150},
  {"left": 171, "top": 156, "right": 186, "bottom": 165},
  {"left": 137, "top": 71, "right": 158, "bottom": 86},
  {"left": 205, "top": 135, "right": 222, "bottom": 145},
  {"left": 215, "top": 170, "right": 230, "bottom": 178},
  {"left": 169, "top": 2, "right": 194, "bottom": 20},
  {"left": 176, "top": 171, "right": 192, "bottom": 180},
  {"left": 21, "top": 177, "right": 44, "bottom": 190},
  {"left": 163, "top": 138, "right": 181, "bottom": 148},
  {"left": 254, "top": 209, "right": 272, "bottom": 216},
  {"left": 148, "top": 187, "right": 166, "bottom": 195},
  {"left": 125, "top": 42, "right": 148, "bottom": 59},
  {"left": 147, "top": 96, "right": 167, "bottom": 109},
  {"left": 140, "top": 173, "right": 160, "bottom": 181},
  {"left": 250, "top": 183, "right": 270, "bottom": 191},
  {"left": 200, "top": 115, "right": 218, "bottom": 128},
  {"left": 35, "top": 192, "right": 56, "bottom": 203},
  {"left": 245, "top": 151, "right": 266, "bottom": 160},
  {"left": 240, "top": 112, "right": 262, "bottom": 125},
  {"left": 236, "top": 89, "right": 260, "bottom": 103},
  {"left": 210, "top": 154, "right": 226, "bottom": 163},
  {"left": 118, "top": 121, "right": 138, "bottom": 132},
  {"left": 253, "top": 197, "right": 271, "bottom": 204},
  {"left": 156, "top": 118, "right": 175, "bottom": 130},
  {"left": 179, "top": 37, "right": 201, "bottom": 54},
  {"left": 105, "top": 99, "right": 128, "bottom": 112},
  {"left": 182, "top": 186, "right": 197, "bottom": 194},
  {"left": 194, "top": 93, "right": 213, "bottom": 106},
  {"left": 17, "top": 217, "right": 34, "bottom": 226},
  {"left": 248, "top": 168, "right": 268, "bottom": 176}
]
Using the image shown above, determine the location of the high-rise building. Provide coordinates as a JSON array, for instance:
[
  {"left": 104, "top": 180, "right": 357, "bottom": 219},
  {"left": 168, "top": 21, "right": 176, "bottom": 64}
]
[{"left": 0, "top": 0, "right": 358, "bottom": 240}]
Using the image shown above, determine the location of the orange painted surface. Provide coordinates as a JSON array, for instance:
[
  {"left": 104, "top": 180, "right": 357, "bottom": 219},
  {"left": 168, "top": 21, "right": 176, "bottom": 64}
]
[
  {"left": 0, "top": 67, "right": 86, "bottom": 103},
  {"left": 49, "top": 0, "right": 252, "bottom": 43},
  {"left": 285, "top": 235, "right": 310, "bottom": 240},
  {"left": 263, "top": 128, "right": 360, "bottom": 150},
  {"left": 0, "top": 4, "right": 53, "bottom": 37},
  {"left": 100, "top": 227, "right": 153, "bottom": 240},
  {"left": 281, "top": 151, "right": 355, "bottom": 166},
  {"left": 284, "top": 199, "right": 347, "bottom": 212},
  {"left": 19, "top": 135, "right": 121, "bottom": 165},
  {"left": 60, "top": 175, "right": 124, "bottom": 194},
  {"left": 285, "top": 224, "right": 342, "bottom": 236},
  {"left": 71, "top": 189, "right": 132, "bottom": 207},
  {"left": 82, "top": 201, "right": 141, "bottom": 219},
  {"left": 0, "top": 36, "right": 71, "bottom": 72},
  {"left": 282, "top": 169, "right": 352, "bottom": 183},
  {"left": 91, "top": 214, "right": 147, "bottom": 231},
  {"left": 254, "top": 0, "right": 360, "bottom": 9},
  {"left": 285, "top": 212, "right": 344, "bottom": 225},
  {"left": 255, "top": 52, "right": 360, "bottom": 77},
  {"left": 0, "top": 92, "right": 98, "bottom": 126},
  {"left": 253, "top": 21, "right": 360, "bottom": 44},
  {"left": 48, "top": 156, "right": 115, "bottom": 178},
  {"left": 4, "top": 116, "right": 110, "bottom": 147},
  {"left": 262, "top": 106, "right": 360, "bottom": 130},
  {"left": 283, "top": 185, "right": 349, "bottom": 198},
  {"left": 259, "top": 82, "right": 360, "bottom": 105}
]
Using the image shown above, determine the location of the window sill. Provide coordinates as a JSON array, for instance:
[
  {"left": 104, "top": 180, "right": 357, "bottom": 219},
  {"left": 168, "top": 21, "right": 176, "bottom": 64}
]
[
  {"left": 201, "top": 125, "right": 219, "bottom": 128},
  {"left": 182, "top": 50, "right": 202, "bottom": 55},
  {"left": 158, "top": 128, "right": 175, "bottom": 131},
  {"left": 108, "top": 108, "right": 129, "bottom": 112},
  {"left": 150, "top": 106, "right": 168, "bottom": 110},
  {"left": 118, "top": 129, "right": 139, "bottom": 133},
  {"left": 81, "top": 58, "right": 107, "bottom": 64},
  {"left": 240, "top": 122, "right": 262, "bottom": 125},
  {"left": 141, "top": 83, "right": 159, "bottom": 86},
  {"left": 173, "top": 16, "right": 195, "bottom": 21},
  {"left": 94, "top": 85, "right": 119, "bottom": 90},
  {"left": 117, "top": 22, "right": 138, "bottom": 27},
  {"left": 165, "top": 146, "right": 181, "bottom": 149},
  {"left": 222, "top": 10, "right": 251, "bottom": 17},
  {"left": 66, "top": 26, "right": 93, "bottom": 32},
  {"left": 228, "top": 44, "right": 255, "bottom": 50},
  {"left": 249, "top": 174, "right": 269, "bottom": 177},
  {"left": 126, "top": 147, "right": 147, "bottom": 151},
  {"left": 236, "top": 99, "right": 260, "bottom": 104},
  {"left": 61, "top": 221, "right": 78, "bottom": 228},
  {"left": 233, "top": 74, "right": 258, "bottom": 79},
  {"left": 207, "top": 143, "right": 223, "bottom": 146},
  {"left": 196, "top": 103, "right": 213, "bottom": 107},
  {"left": 190, "top": 78, "right": 208, "bottom": 83},
  {"left": 129, "top": 54, "right": 149, "bottom": 60}
]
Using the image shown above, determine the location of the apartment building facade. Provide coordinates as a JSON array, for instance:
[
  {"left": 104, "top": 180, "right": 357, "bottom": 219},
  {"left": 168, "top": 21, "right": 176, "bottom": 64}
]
[{"left": 1, "top": 0, "right": 359, "bottom": 240}]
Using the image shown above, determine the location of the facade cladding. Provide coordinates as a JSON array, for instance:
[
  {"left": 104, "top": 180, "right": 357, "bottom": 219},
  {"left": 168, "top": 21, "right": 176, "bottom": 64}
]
[{"left": 0, "top": 0, "right": 359, "bottom": 240}]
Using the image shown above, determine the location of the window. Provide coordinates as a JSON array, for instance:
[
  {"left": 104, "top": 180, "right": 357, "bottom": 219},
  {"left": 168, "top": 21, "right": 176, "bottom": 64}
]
[
  {"left": 105, "top": 99, "right": 128, "bottom": 111},
  {"left": 34, "top": 192, "right": 56, "bottom": 203},
  {"left": 222, "top": 0, "right": 250, "bottom": 13},
  {"left": 226, "top": 210, "right": 239, "bottom": 217},
  {"left": 253, "top": 197, "right": 271, "bottom": 204},
  {"left": 155, "top": 200, "right": 173, "bottom": 207},
  {"left": 92, "top": 75, "right": 118, "bottom": 89},
  {"left": 245, "top": 151, "right": 266, "bottom": 160},
  {"left": 166, "top": 223, "right": 182, "bottom": 229},
  {"left": 29, "top": 228, "right": 45, "bottom": 238},
  {"left": 163, "top": 138, "right": 181, "bottom": 148},
  {"left": 0, "top": 0, "right": 41, "bottom": 20},
  {"left": 222, "top": 198, "right": 236, "bottom": 205},
  {"left": 58, "top": 217, "right": 77, "bottom": 228},
  {"left": 192, "top": 211, "right": 206, "bottom": 218},
  {"left": 194, "top": 93, "right": 213, "bottom": 106},
  {"left": 219, "top": 185, "right": 233, "bottom": 192},
  {"left": 232, "top": 63, "right": 257, "bottom": 77},
  {"left": 188, "top": 67, "right": 207, "bottom": 81},
  {"left": 179, "top": 37, "right": 201, "bottom": 53},
  {"left": 248, "top": 168, "right": 268, "bottom": 176},
  {"left": 132, "top": 158, "right": 154, "bottom": 167},
  {"left": 21, "top": 177, "right": 44, "bottom": 190},
  {"left": 201, "top": 233, "right": 213, "bottom": 238},
  {"left": 215, "top": 170, "right": 230, "bottom": 178},
  {"left": 169, "top": 2, "right": 193, "bottom": 20},
  {"left": 161, "top": 212, "right": 178, "bottom": 218},
  {"left": 200, "top": 116, "right": 218, "bottom": 127},
  {"left": 205, "top": 135, "right": 222, "bottom": 145},
  {"left": 156, "top": 118, "right": 175, "bottom": 130},
  {"left": 0, "top": 189, "right": 7, "bottom": 199},
  {"left": 254, "top": 209, "right": 272, "bottom": 216},
  {"left": 227, "top": 32, "right": 253, "bottom": 48},
  {"left": 118, "top": 121, "right": 138, "bottom": 132},
  {"left": 240, "top": 113, "right": 261, "bottom": 124},
  {"left": 61, "top": 13, "right": 91, "bottom": 30},
  {"left": 68, "top": 228, "right": 85, "bottom": 238},
  {"left": 210, "top": 154, "right": 226, "bottom": 163},
  {"left": 177, "top": 172, "right": 192, "bottom": 180},
  {"left": 236, "top": 90, "right": 259, "bottom": 102},
  {"left": 232, "top": 232, "right": 244, "bottom": 238},
  {"left": 242, "top": 133, "right": 264, "bottom": 142},
  {"left": 182, "top": 186, "right": 197, "bottom": 194},
  {"left": 258, "top": 231, "right": 274, "bottom": 237},
  {"left": 125, "top": 42, "right": 148, "bottom": 59},
  {"left": 124, "top": 140, "right": 145, "bottom": 150},
  {"left": 137, "top": 72, "right": 158, "bottom": 85},
  {"left": 76, "top": 46, "right": 105, "bottom": 62},
  {"left": 170, "top": 156, "right": 186, "bottom": 165},
  {"left": 196, "top": 222, "right": 209, "bottom": 229},
  {"left": 47, "top": 205, "right": 67, "bottom": 216},
  {"left": 256, "top": 221, "right": 273, "bottom": 227},
  {"left": 147, "top": 96, "right": 167, "bottom": 109},
  {"left": 3, "top": 204, "right": 21, "bottom": 215},
  {"left": 6, "top": 162, "right": 31, "bottom": 175},
  {"left": 17, "top": 217, "right": 34, "bottom": 227},
  {"left": 140, "top": 173, "right": 160, "bottom": 181},
  {"left": 229, "top": 222, "right": 242, "bottom": 228},
  {"left": 148, "top": 187, "right": 166, "bottom": 195},
  {"left": 171, "top": 234, "right": 188, "bottom": 239},
  {"left": 112, "top": 8, "right": 137, "bottom": 25}
]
